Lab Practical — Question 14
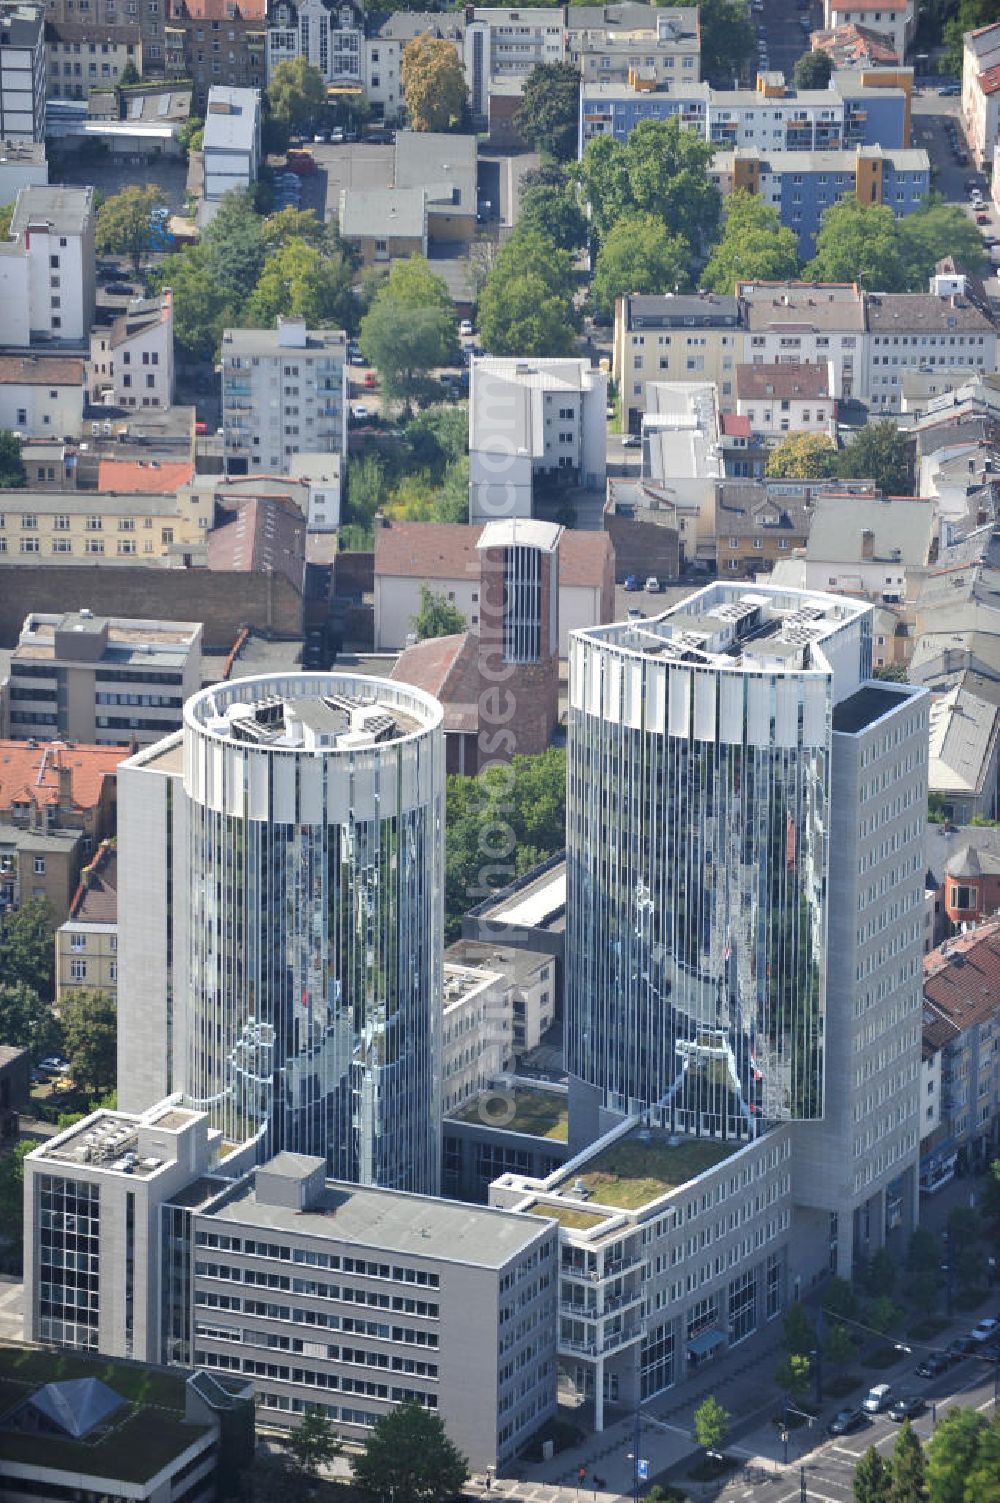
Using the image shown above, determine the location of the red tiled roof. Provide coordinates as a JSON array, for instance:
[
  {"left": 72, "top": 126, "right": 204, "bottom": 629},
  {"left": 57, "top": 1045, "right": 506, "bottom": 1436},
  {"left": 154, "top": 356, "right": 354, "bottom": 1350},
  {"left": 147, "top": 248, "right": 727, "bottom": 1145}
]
[
  {"left": 0, "top": 355, "right": 85, "bottom": 387},
  {"left": 69, "top": 840, "right": 118, "bottom": 924},
  {"left": 0, "top": 741, "right": 128, "bottom": 816},
  {"left": 979, "top": 63, "right": 1000, "bottom": 96},
  {"left": 97, "top": 459, "right": 194, "bottom": 494},
  {"left": 721, "top": 413, "right": 752, "bottom": 438},
  {"left": 374, "top": 520, "right": 611, "bottom": 587},
  {"left": 391, "top": 632, "right": 481, "bottom": 735},
  {"left": 923, "top": 916, "right": 1000, "bottom": 1032},
  {"left": 735, "top": 363, "right": 831, "bottom": 400},
  {"left": 812, "top": 21, "right": 898, "bottom": 64},
  {"left": 178, "top": 0, "right": 265, "bottom": 19}
]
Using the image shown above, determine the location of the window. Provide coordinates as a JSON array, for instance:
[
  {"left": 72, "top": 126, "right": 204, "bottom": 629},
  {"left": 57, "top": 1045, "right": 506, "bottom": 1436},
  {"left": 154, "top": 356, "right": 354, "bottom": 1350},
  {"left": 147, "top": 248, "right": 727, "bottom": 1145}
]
[
  {"left": 20, "top": 537, "right": 39, "bottom": 553},
  {"left": 70, "top": 958, "right": 87, "bottom": 981},
  {"left": 34, "top": 857, "right": 45, "bottom": 875}
]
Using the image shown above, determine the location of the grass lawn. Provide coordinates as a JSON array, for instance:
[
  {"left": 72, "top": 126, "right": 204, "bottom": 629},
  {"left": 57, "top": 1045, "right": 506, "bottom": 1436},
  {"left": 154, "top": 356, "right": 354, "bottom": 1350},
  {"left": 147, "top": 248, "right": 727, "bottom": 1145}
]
[
  {"left": 574, "top": 1134, "right": 737, "bottom": 1209},
  {"left": 455, "top": 1088, "right": 568, "bottom": 1141},
  {"left": 526, "top": 1202, "right": 609, "bottom": 1231}
]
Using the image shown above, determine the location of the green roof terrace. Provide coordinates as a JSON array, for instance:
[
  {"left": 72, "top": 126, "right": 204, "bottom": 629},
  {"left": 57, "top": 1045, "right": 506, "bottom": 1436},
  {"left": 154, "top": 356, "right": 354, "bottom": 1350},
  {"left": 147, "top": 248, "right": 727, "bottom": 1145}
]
[
  {"left": 555, "top": 1128, "right": 742, "bottom": 1211},
  {"left": 451, "top": 1085, "right": 569, "bottom": 1142}
]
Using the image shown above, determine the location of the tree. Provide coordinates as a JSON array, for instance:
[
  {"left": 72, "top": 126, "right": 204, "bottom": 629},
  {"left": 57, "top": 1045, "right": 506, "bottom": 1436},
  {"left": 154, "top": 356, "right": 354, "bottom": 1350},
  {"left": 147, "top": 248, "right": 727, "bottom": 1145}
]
[
  {"left": 908, "top": 1227, "right": 941, "bottom": 1276},
  {"left": 0, "top": 200, "right": 13, "bottom": 239},
  {"left": 838, "top": 420, "right": 911, "bottom": 496},
  {"left": 149, "top": 248, "right": 230, "bottom": 360},
  {"left": 244, "top": 238, "right": 354, "bottom": 330},
  {"left": 401, "top": 34, "right": 467, "bottom": 132},
  {"left": 445, "top": 748, "right": 566, "bottom": 938},
  {"left": 984, "top": 1157, "right": 1000, "bottom": 1222},
  {"left": 0, "top": 429, "right": 24, "bottom": 487},
  {"left": 590, "top": 213, "right": 689, "bottom": 317},
  {"left": 868, "top": 1296, "right": 901, "bottom": 1336},
  {"left": 118, "top": 60, "right": 141, "bottom": 88},
  {"left": 889, "top": 1420, "right": 927, "bottom": 1503},
  {"left": 61, "top": 989, "right": 117, "bottom": 1096},
  {"left": 267, "top": 57, "right": 326, "bottom": 133},
  {"left": 352, "top": 1400, "right": 468, "bottom": 1503},
  {"left": 95, "top": 184, "right": 166, "bottom": 274},
  {"left": 866, "top": 1247, "right": 897, "bottom": 1298},
  {"left": 476, "top": 226, "right": 579, "bottom": 358},
  {"left": 241, "top": 1452, "right": 311, "bottom": 1503},
  {"left": 693, "top": 1396, "right": 730, "bottom": 1454},
  {"left": 825, "top": 1323, "right": 855, "bottom": 1370},
  {"left": 807, "top": 198, "right": 905, "bottom": 291},
  {"left": 514, "top": 61, "right": 580, "bottom": 161},
  {"left": 699, "top": 0, "right": 755, "bottom": 83},
  {"left": 177, "top": 115, "right": 204, "bottom": 157},
  {"left": 702, "top": 190, "right": 800, "bottom": 294},
  {"left": 411, "top": 585, "right": 466, "bottom": 641},
  {"left": 897, "top": 199, "right": 986, "bottom": 288},
  {"left": 200, "top": 190, "right": 267, "bottom": 309},
  {"left": 854, "top": 1444, "right": 892, "bottom": 1503},
  {"left": 0, "top": 898, "right": 57, "bottom": 1001},
  {"left": 961, "top": 1415, "right": 1000, "bottom": 1503},
  {"left": 910, "top": 1270, "right": 940, "bottom": 1318},
  {"left": 0, "top": 982, "right": 61, "bottom": 1064},
  {"left": 775, "top": 1353, "right": 811, "bottom": 1399},
  {"left": 794, "top": 49, "right": 833, "bottom": 89},
  {"left": 823, "top": 1277, "right": 859, "bottom": 1322},
  {"left": 766, "top": 432, "right": 838, "bottom": 480},
  {"left": 360, "top": 257, "right": 455, "bottom": 409},
  {"left": 0, "top": 1140, "right": 34, "bottom": 1272},
  {"left": 262, "top": 207, "right": 325, "bottom": 249},
  {"left": 783, "top": 1300, "right": 815, "bottom": 1356},
  {"left": 284, "top": 1410, "right": 340, "bottom": 1476},
  {"left": 576, "top": 116, "right": 719, "bottom": 252},
  {"left": 519, "top": 180, "right": 588, "bottom": 253},
  {"left": 926, "top": 1408, "right": 987, "bottom": 1503}
]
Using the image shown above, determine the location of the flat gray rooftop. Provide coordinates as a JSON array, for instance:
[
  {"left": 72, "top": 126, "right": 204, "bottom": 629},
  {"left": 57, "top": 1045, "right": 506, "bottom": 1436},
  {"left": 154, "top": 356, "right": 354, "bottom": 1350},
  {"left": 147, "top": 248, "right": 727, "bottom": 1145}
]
[
  {"left": 833, "top": 683, "right": 910, "bottom": 734},
  {"left": 208, "top": 1177, "right": 549, "bottom": 1268}
]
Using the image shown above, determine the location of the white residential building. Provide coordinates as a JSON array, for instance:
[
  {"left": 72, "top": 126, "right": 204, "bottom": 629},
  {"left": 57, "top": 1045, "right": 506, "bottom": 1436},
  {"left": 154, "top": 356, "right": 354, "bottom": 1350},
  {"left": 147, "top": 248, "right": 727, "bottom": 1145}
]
[
  {"left": 0, "top": 183, "right": 95, "bottom": 346},
  {"left": 220, "top": 316, "right": 347, "bottom": 476},
  {"left": 288, "top": 451, "right": 342, "bottom": 531},
  {"left": 202, "top": 85, "right": 261, "bottom": 200},
  {"left": 963, "top": 21, "right": 1000, "bottom": 171},
  {"left": 88, "top": 289, "right": 174, "bottom": 410},
  {"left": 0, "top": 2, "right": 45, "bottom": 142},
  {"left": 865, "top": 276, "right": 999, "bottom": 414},
  {"left": 5, "top": 609, "right": 202, "bottom": 746},
  {"left": 798, "top": 493, "right": 935, "bottom": 602},
  {"left": 738, "top": 281, "right": 867, "bottom": 401},
  {"left": 468, "top": 357, "right": 607, "bottom": 523},
  {"left": 266, "top": 0, "right": 364, "bottom": 86},
  {"left": 822, "top": 0, "right": 914, "bottom": 61},
  {"left": 735, "top": 360, "right": 836, "bottom": 440},
  {"left": 365, "top": 12, "right": 464, "bottom": 125},
  {"left": 0, "top": 353, "right": 85, "bottom": 437},
  {"left": 639, "top": 381, "right": 723, "bottom": 560}
]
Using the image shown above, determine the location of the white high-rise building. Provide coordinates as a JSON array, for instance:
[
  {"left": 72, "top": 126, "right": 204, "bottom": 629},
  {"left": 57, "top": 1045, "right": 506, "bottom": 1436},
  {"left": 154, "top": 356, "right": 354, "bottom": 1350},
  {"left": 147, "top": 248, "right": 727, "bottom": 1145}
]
[
  {"left": 0, "top": 2, "right": 45, "bottom": 143},
  {"left": 117, "top": 671, "right": 445, "bottom": 1194},
  {"left": 221, "top": 316, "right": 347, "bottom": 476},
  {"left": 565, "top": 583, "right": 928, "bottom": 1277}
]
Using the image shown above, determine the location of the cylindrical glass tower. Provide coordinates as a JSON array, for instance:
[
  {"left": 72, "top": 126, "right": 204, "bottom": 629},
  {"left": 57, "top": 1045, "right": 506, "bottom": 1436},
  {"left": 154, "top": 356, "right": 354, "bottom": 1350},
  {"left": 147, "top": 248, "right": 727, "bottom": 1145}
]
[
  {"left": 182, "top": 672, "right": 444, "bottom": 1194},
  {"left": 567, "top": 586, "right": 870, "bottom": 1141}
]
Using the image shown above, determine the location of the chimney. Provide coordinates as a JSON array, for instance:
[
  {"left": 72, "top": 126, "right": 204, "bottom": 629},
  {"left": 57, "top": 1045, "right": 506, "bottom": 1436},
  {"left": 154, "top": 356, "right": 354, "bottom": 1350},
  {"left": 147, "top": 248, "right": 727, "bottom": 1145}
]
[{"left": 861, "top": 527, "right": 875, "bottom": 560}]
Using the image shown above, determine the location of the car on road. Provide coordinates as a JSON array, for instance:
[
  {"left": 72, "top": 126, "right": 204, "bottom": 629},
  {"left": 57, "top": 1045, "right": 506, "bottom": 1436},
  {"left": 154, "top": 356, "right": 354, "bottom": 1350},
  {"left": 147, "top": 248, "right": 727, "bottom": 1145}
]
[
  {"left": 971, "top": 1318, "right": 999, "bottom": 1343},
  {"left": 348, "top": 344, "right": 364, "bottom": 364},
  {"left": 621, "top": 433, "right": 641, "bottom": 447},
  {"left": 828, "top": 1407, "right": 867, "bottom": 1437},
  {"left": 105, "top": 282, "right": 134, "bottom": 297},
  {"left": 627, "top": 607, "right": 645, "bottom": 621},
  {"left": 939, "top": 82, "right": 961, "bottom": 96},
  {"left": 645, "top": 576, "right": 662, "bottom": 592},
  {"left": 983, "top": 234, "right": 999, "bottom": 247},
  {"left": 888, "top": 1396, "right": 926, "bottom": 1423},
  {"left": 459, "top": 319, "right": 474, "bottom": 337},
  {"left": 862, "top": 1384, "right": 893, "bottom": 1414},
  {"left": 916, "top": 1351, "right": 950, "bottom": 1378},
  {"left": 351, "top": 404, "right": 370, "bottom": 422}
]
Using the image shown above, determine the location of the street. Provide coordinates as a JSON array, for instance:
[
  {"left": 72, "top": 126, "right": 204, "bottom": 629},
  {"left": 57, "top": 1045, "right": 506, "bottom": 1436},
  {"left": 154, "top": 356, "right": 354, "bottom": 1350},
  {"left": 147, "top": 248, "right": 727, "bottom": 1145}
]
[{"left": 754, "top": 0, "right": 819, "bottom": 84}]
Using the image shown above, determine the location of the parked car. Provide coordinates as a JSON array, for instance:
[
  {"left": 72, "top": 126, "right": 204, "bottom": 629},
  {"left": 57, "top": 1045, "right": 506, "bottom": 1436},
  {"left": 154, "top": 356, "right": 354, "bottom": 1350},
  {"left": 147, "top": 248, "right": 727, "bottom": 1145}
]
[
  {"left": 313, "top": 131, "right": 329, "bottom": 143},
  {"left": 621, "top": 433, "right": 641, "bottom": 447},
  {"left": 976, "top": 212, "right": 991, "bottom": 224},
  {"left": 956, "top": 150, "right": 970, "bottom": 166},
  {"left": 363, "top": 371, "right": 378, "bottom": 388},
  {"left": 302, "top": 631, "right": 326, "bottom": 668},
  {"left": 983, "top": 235, "right": 999, "bottom": 248},
  {"left": 971, "top": 1318, "right": 998, "bottom": 1343},
  {"left": 888, "top": 1396, "right": 925, "bottom": 1423},
  {"left": 39, "top": 1057, "right": 69, "bottom": 1076},
  {"left": 828, "top": 1407, "right": 867, "bottom": 1436},
  {"left": 916, "top": 1351, "right": 950, "bottom": 1378},
  {"left": 348, "top": 344, "right": 364, "bottom": 365},
  {"left": 624, "top": 574, "right": 639, "bottom": 590},
  {"left": 645, "top": 576, "right": 662, "bottom": 592},
  {"left": 627, "top": 607, "right": 645, "bottom": 621},
  {"left": 862, "top": 1384, "right": 893, "bottom": 1414},
  {"left": 351, "top": 404, "right": 370, "bottom": 422},
  {"left": 459, "top": 319, "right": 474, "bottom": 337},
  {"left": 105, "top": 282, "right": 134, "bottom": 297},
  {"left": 938, "top": 82, "right": 961, "bottom": 96},
  {"left": 330, "top": 127, "right": 344, "bottom": 143}
]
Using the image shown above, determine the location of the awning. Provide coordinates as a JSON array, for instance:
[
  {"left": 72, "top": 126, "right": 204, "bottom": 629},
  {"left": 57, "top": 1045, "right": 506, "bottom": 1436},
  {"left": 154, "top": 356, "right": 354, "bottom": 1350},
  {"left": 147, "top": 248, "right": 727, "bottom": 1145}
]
[
  {"left": 326, "top": 84, "right": 363, "bottom": 96},
  {"left": 688, "top": 1329, "right": 727, "bottom": 1357}
]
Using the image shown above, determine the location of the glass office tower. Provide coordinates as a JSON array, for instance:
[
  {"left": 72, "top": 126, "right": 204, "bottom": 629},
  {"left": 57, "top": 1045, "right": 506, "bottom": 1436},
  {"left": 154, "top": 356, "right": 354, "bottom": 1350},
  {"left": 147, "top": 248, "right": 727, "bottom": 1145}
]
[
  {"left": 566, "top": 585, "right": 872, "bottom": 1140},
  {"left": 120, "top": 672, "right": 445, "bottom": 1194}
]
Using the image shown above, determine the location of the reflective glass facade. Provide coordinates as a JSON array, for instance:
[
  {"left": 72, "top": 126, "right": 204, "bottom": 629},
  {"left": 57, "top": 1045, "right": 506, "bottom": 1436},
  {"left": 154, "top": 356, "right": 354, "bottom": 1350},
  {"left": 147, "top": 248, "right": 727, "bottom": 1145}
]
[
  {"left": 182, "top": 674, "right": 444, "bottom": 1193},
  {"left": 567, "top": 587, "right": 870, "bottom": 1140}
]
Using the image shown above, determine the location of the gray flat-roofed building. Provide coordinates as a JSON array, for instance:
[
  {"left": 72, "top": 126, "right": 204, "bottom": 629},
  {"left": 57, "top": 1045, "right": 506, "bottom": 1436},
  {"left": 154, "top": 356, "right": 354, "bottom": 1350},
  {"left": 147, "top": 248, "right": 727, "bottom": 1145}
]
[
  {"left": 221, "top": 317, "right": 346, "bottom": 476},
  {"left": 202, "top": 85, "right": 261, "bottom": 201},
  {"left": 0, "top": 4, "right": 45, "bottom": 143},
  {"left": 337, "top": 186, "right": 427, "bottom": 264},
  {"left": 4, "top": 609, "right": 202, "bottom": 746},
  {"left": 185, "top": 1157, "right": 558, "bottom": 1469}
]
